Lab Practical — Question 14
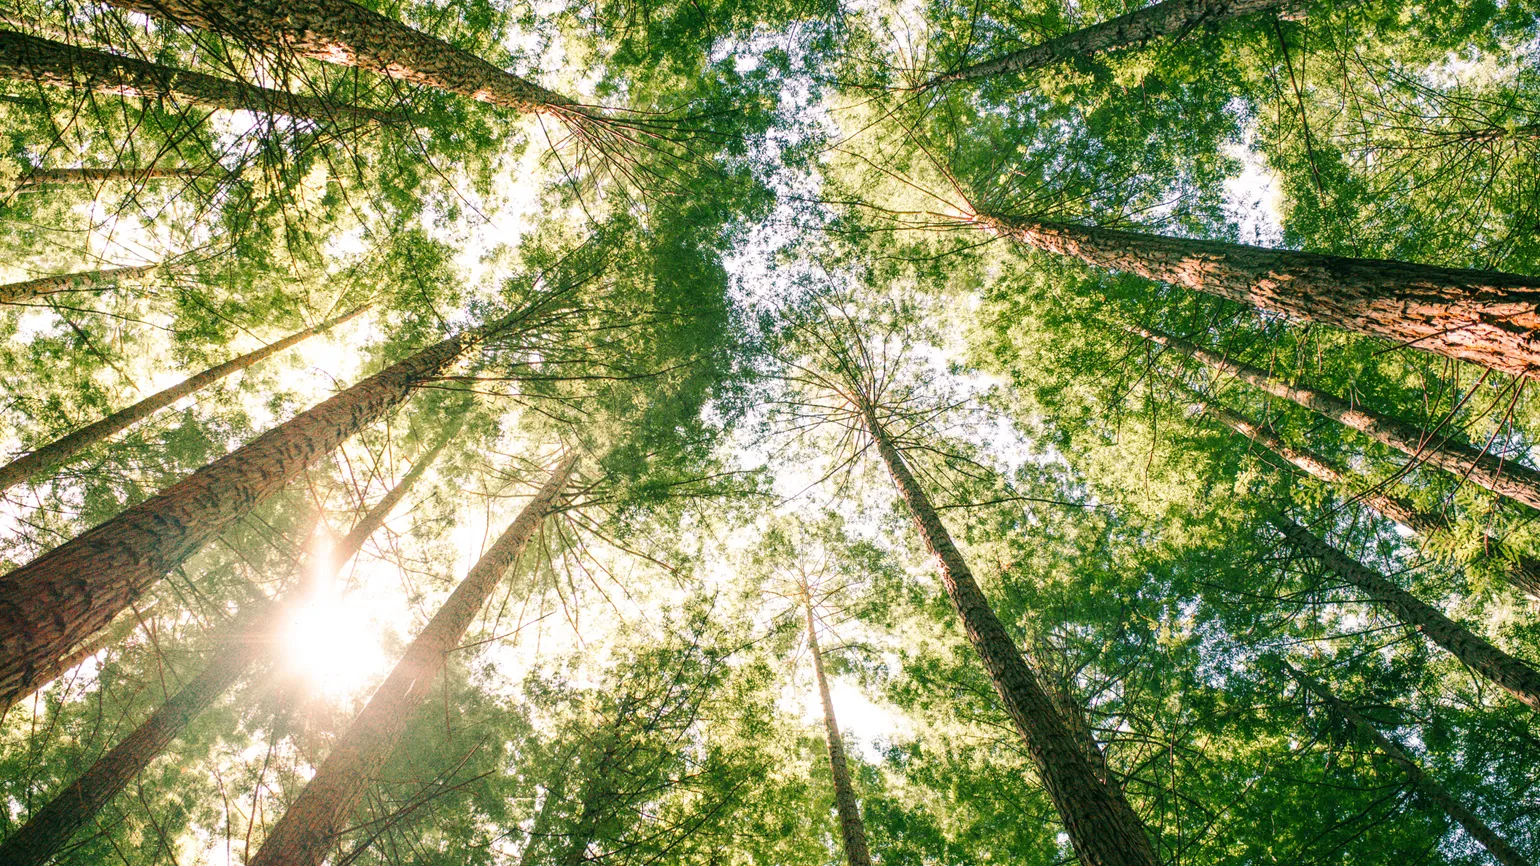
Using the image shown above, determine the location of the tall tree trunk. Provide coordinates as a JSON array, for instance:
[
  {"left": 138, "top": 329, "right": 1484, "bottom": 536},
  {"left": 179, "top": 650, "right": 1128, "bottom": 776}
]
[
  {"left": 0, "top": 303, "right": 539, "bottom": 707},
  {"left": 926, "top": 0, "right": 1295, "bottom": 86},
  {"left": 0, "top": 433, "right": 458, "bottom": 866},
  {"left": 0, "top": 29, "right": 401, "bottom": 125},
  {"left": 8, "top": 166, "right": 211, "bottom": 190},
  {"left": 803, "top": 592, "right": 874, "bottom": 866},
  {"left": 855, "top": 397, "right": 1159, "bottom": 866},
  {"left": 0, "top": 602, "right": 156, "bottom": 717},
  {"left": 1270, "top": 515, "right": 1540, "bottom": 710},
  {"left": 0, "top": 305, "right": 370, "bottom": 495},
  {"left": 0, "top": 262, "right": 159, "bottom": 304},
  {"left": 1193, "top": 397, "right": 1540, "bottom": 599},
  {"left": 1134, "top": 324, "right": 1540, "bottom": 511},
  {"left": 1284, "top": 663, "right": 1532, "bottom": 866},
  {"left": 982, "top": 216, "right": 1540, "bottom": 378},
  {"left": 101, "top": 0, "right": 579, "bottom": 116},
  {"left": 247, "top": 454, "right": 577, "bottom": 866}
]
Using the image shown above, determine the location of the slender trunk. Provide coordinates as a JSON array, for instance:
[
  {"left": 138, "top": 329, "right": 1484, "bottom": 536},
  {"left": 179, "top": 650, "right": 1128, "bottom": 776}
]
[
  {"left": 855, "top": 398, "right": 1158, "bottom": 866},
  {"left": 0, "top": 262, "right": 158, "bottom": 304},
  {"left": 248, "top": 454, "right": 577, "bottom": 866},
  {"left": 1284, "top": 663, "right": 1531, "bottom": 866},
  {"left": 9, "top": 167, "right": 211, "bottom": 190},
  {"left": 0, "top": 303, "right": 536, "bottom": 707},
  {"left": 1134, "top": 324, "right": 1540, "bottom": 511},
  {"left": 0, "top": 305, "right": 369, "bottom": 495},
  {"left": 1271, "top": 514, "right": 1540, "bottom": 710},
  {"left": 984, "top": 216, "right": 1540, "bottom": 378},
  {"left": 1195, "top": 397, "right": 1540, "bottom": 599},
  {"left": 927, "top": 0, "right": 1294, "bottom": 86},
  {"left": 0, "top": 435, "right": 456, "bottom": 866},
  {"left": 803, "top": 594, "right": 874, "bottom": 866},
  {"left": 0, "top": 29, "right": 401, "bottom": 125},
  {"left": 102, "top": 0, "right": 578, "bottom": 116}
]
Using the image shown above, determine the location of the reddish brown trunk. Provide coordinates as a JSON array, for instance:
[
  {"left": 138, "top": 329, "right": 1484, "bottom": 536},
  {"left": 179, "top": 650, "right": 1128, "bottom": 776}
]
[
  {"left": 1285, "top": 663, "right": 1531, "bottom": 866},
  {"left": 928, "top": 0, "right": 1294, "bottom": 85},
  {"left": 1196, "top": 398, "right": 1540, "bottom": 599},
  {"left": 857, "top": 399, "right": 1158, "bottom": 866},
  {"left": 1135, "top": 325, "right": 1540, "bottom": 511},
  {"left": 0, "top": 29, "right": 401, "bottom": 125},
  {"left": 0, "top": 263, "right": 158, "bottom": 304},
  {"left": 0, "top": 308, "right": 526, "bottom": 707},
  {"left": 0, "top": 439, "right": 455, "bottom": 866},
  {"left": 985, "top": 217, "right": 1540, "bottom": 378},
  {"left": 247, "top": 454, "right": 577, "bottom": 866},
  {"left": 1271, "top": 515, "right": 1540, "bottom": 710},
  {"left": 102, "top": 0, "right": 577, "bottom": 115},
  {"left": 804, "top": 594, "right": 874, "bottom": 866},
  {"left": 0, "top": 305, "right": 370, "bottom": 495}
]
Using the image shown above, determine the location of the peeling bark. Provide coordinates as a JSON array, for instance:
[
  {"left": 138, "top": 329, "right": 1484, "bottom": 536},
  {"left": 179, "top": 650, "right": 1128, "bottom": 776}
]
[{"left": 247, "top": 454, "right": 577, "bottom": 866}]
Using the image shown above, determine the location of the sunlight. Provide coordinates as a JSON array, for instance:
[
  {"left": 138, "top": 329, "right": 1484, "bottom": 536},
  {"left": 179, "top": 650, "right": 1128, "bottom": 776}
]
[{"left": 280, "top": 540, "right": 389, "bottom": 700}]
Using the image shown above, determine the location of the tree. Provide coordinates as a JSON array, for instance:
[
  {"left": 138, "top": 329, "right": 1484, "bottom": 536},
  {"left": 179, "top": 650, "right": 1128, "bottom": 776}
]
[
  {"left": 0, "top": 428, "right": 457, "bottom": 866},
  {"left": 1285, "top": 662, "right": 1531, "bottom": 866},
  {"left": 802, "top": 586, "right": 874, "bottom": 866},
  {"left": 0, "top": 29, "right": 401, "bottom": 125},
  {"left": 0, "top": 262, "right": 158, "bottom": 304},
  {"left": 1271, "top": 514, "right": 1540, "bottom": 710},
  {"left": 247, "top": 452, "right": 576, "bottom": 866},
  {"left": 0, "top": 289, "right": 567, "bottom": 707},
  {"left": 1134, "top": 324, "right": 1540, "bottom": 511},
  {"left": 0, "top": 304, "right": 370, "bottom": 494}
]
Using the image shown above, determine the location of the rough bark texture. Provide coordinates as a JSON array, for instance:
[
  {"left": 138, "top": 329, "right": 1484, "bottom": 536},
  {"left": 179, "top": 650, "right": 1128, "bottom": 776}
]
[
  {"left": 9, "top": 166, "right": 209, "bottom": 190},
  {"left": 0, "top": 305, "right": 370, "bottom": 495},
  {"left": 1136, "top": 324, "right": 1540, "bottom": 510},
  {"left": 929, "top": 0, "right": 1292, "bottom": 85},
  {"left": 1196, "top": 398, "right": 1540, "bottom": 599},
  {"left": 0, "top": 263, "right": 158, "bottom": 304},
  {"left": 0, "top": 309, "right": 518, "bottom": 708},
  {"left": 0, "top": 29, "right": 400, "bottom": 124},
  {"left": 0, "top": 437, "right": 456, "bottom": 866},
  {"left": 103, "top": 0, "right": 576, "bottom": 114},
  {"left": 247, "top": 455, "right": 576, "bottom": 866},
  {"left": 1271, "top": 515, "right": 1540, "bottom": 710},
  {"left": 985, "top": 217, "right": 1540, "bottom": 378},
  {"left": 1285, "top": 663, "right": 1532, "bottom": 866},
  {"left": 804, "top": 594, "right": 874, "bottom": 866},
  {"left": 858, "top": 399, "right": 1159, "bottom": 866}
]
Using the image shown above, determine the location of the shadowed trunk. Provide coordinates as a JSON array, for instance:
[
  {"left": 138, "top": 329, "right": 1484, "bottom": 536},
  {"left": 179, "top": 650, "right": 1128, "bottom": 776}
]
[
  {"left": 1285, "top": 663, "right": 1532, "bottom": 866},
  {"left": 1135, "top": 324, "right": 1540, "bottom": 511},
  {"left": 0, "top": 433, "right": 458, "bottom": 866},
  {"left": 1271, "top": 514, "right": 1540, "bottom": 710},
  {"left": 102, "top": 0, "right": 579, "bottom": 116},
  {"left": 984, "top": 216, "right": 1540, "bottom": 377},
  {"left": 247, "top": 454, "right": 577, "bottom": 866},
  {"left": 0, "top": 302, "right": 542, "bottom": 707},
  {"left": 0, "top": 29, "right": 401, "bottom": 124},
  {"left": 0, "top": 262, "right": 159, "bottom": 304},
  {"left": 927, "top": 0, "right": 1295, "bottom": 86},
  {"left": 0, "top": 305, "right": 370, "bottom": 495},
  {"left": 856, "top": 396, "right": 1159, "bottom": 866},
  {"left": 1191, "top": 396, "right": 1540, "bottom": 599},
  {"left": 803, "top": 592, "right": 874, "bottom": 866}
]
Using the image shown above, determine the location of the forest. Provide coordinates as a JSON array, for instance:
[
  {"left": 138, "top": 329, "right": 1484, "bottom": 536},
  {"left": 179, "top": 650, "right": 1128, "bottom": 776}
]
[{"left": 0, "top": 0, "right": 1537, "bottom": 863}]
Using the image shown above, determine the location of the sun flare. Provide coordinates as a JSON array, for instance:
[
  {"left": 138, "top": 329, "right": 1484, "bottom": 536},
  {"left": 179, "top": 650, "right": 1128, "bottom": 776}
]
[{"left": 280, "top": 582, "right": 388, "bottom": 700}]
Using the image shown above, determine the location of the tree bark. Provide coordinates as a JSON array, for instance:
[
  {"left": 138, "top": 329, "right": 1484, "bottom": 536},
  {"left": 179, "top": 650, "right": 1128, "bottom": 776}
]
[
  {"left": 8, "top": 167, "right": 212, "bottom": 191},
  {"left": 1284, "top": 663, "right": 1532, "bottom": 866},
  {"left": 1194, "top": 397, "right": 1540, "bottom": 599},
  {"left": 927, "top": 0, "right": 1295, "bottom": 86},
  {"left": 0, "top": 305, "right": 370, "bottom": 495},
  {"left": 0, "top": 304, "right": 534, "bottom": 708},
  {"left": 1134, "top": 324, "right": 1540, "bottom": 511},
  {"left": 247, "top": 454, "right": 577, "bottom": 866},
  {"left": 803, "top": 592, "right": 874, "bottom": 866},
  {"left": 101, "top": 0, "right": 578, "bottom": 116},
  {"left": 0, "top": 263, "right": 159, "bottom": 304},
  {"left": 855, "top": 397, "right": 1159, "bottom": 866},
  {"left": 0, "top": 436, "right": 456, "bottom": 866},
  {"left": 1270, "top": 514, "right": 1540, "bottom": 710},
  {"left": 983, "top": 216, "right": 1540, "bottom": 378},
  {"left": 0, "top": 29, "right": 401, "bottom": 125}
]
